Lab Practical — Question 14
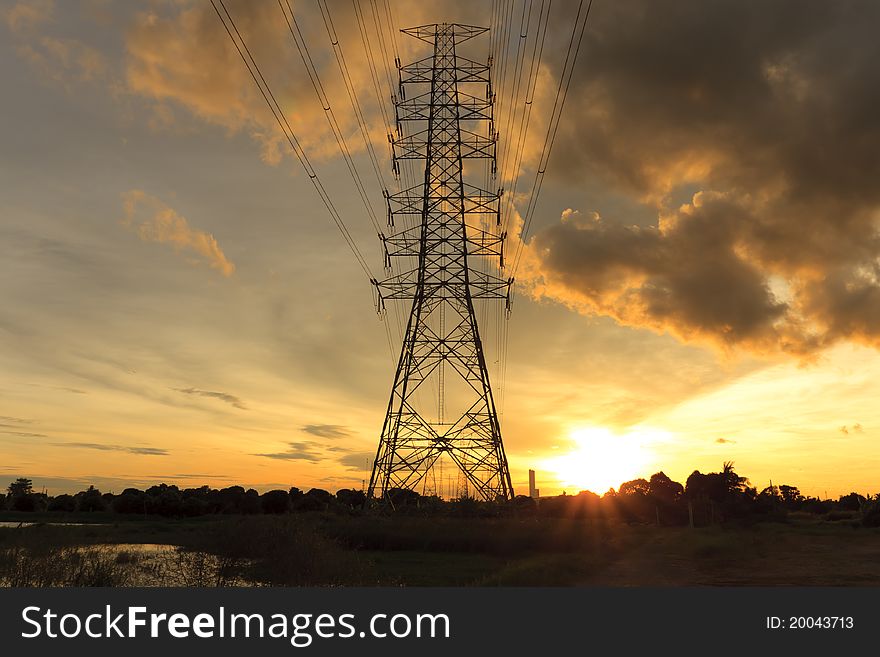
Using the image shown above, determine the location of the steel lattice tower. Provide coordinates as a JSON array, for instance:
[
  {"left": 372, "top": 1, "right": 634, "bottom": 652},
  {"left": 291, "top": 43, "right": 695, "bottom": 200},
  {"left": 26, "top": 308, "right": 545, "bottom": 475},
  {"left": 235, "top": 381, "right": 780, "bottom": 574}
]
[{"left": 369, "top": 23, "right": 514, "bottom": 502}]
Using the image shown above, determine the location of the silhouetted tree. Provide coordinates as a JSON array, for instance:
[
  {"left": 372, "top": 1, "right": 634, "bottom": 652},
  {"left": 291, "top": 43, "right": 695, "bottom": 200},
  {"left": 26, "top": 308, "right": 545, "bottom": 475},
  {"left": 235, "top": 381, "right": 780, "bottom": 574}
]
[
  {"left": 112, "top": 489, "right": 146, "bottom": 514},
  {"left": 779, "top": 485, "right": 803, "bottom": 507},
  {"left": 619, "top": 478, "right": 650, "bottom": 497},
  {"left": 261, "top": 489, "right": 291, "bottom": 514},
  {"left": 648, "top": 472, "right": 684, "bottom": 504},
  {"left": 616, "top": 478, "right": 654, "bottom": 522},
  {"left": 7, "top": 478, "right": 33, "bottom": 497},
  {"left": 214, "top": 486, "right": 247, "bottom": 514},
  {"left": 647, "top": 472, "right": 685, "bottom": 525},
  {"left": 10, "top": 494, "right": 38, "bottom": 512},
  {"left": 5, "top": 479, "right": 37, "bottom": 511},
  {"left": 721, "top": 461, "right": 749, "bottom": 495},
  {"left": 758, "top": 485, "right": 780, "bottom": 500},
  {"left": 685, "top": 471, "right": 719, "bottom": 501},
  {"left": 861, "top": 495, "right": 880, "bottom": 527},
  {"left": 48, "top": 494, "right": 76, "bottom": 512},
  {"left": 386, "top": 487, "right": 420, "bottom": 508},
  {"left": 182, "top": 496, "right": 209, "bottom": 517},
  {"left": 294, "top": 488, "right": 333, "bottom": 511},
  {"left": 335, "top": 489, "right": 366, "bottom": 509},
  {"left": 512, "top": 494, "right": 538, "bottom": 514},
  {"left": 144, "top": 484, "right": 184, "bottom": 516},
  {"left": 241, "top": 489, "right": 262, "bottom": 514},
  {"left": 838, "top": 492, "right": 866, "bottom": 511},
  {"left": 76, "top": 485, "right": 107, "bottom": 513}
]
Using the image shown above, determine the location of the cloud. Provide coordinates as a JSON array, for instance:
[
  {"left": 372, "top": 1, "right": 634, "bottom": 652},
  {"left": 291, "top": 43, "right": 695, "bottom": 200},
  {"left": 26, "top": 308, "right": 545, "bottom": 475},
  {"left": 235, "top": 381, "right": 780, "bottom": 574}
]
[
  {"left": 252, "top": 441, "right": 325, "bottom": 462},
  {"left": 0, "top": 416, "right": 35, "bottom": 424},
  {"left": 123, "top": 1, "right": 337, "bottom": 163},
  {"left": 3, "top": 0, "right": 53, "bottom": 33},
  {"left": 521, "top": 1, "right": 880, "bottom": 358},
  {"left": 119, "top": 0, "right": 484, "bottom": 162},
  {"left": 25, "top": 384, "right": 88, "bottom": 394},
  {"left": 16, "top": 36, "right": 108, "bottom": 85},
  {"left": 338, "top": 452, "right": 374, "bottom": 471},
  {"left": 1, "top": 430, "right": 48, "bottom": 438},
  {"left": 53, "top": 442, "right": 169, "bottom": 456},
  {"left": 301, "top": 424, "right": 350, "bottom": 439},
  {"left": 167, "top": 473, "right": 235, "bottom": 480},
  {"left": 122, "top": 190, "right": 235, "bottom": 277},
  {"left": 839, "top": 424, "right": 864, "bottom": 436},
  {"left": 715, "top": 438, "right": 736, "bottom": 444},
  {"left": 526, "top": 201, "right": 791, "bottom": 353},
  {"left": 173, "top": 386, "right": 246, "bottom": 410},
  {"left": 252, "top": 440, "right": 361, "bottom": 463}
]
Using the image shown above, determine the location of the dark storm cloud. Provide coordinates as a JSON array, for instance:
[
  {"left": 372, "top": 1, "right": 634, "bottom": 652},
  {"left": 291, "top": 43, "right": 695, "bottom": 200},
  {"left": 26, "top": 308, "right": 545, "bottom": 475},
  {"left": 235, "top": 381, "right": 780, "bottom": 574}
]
[
  {"left": 301, "top": 424, "right": 350, "bottom": 439},
  {"left": 531, "top": 202, "right": 789, "bottom": 350},
  {"left": 527, "top": 0, "right": 880, "bottom": 355},
  {"left": 173, "top": 387, "right": 247, "bottom": 410}
]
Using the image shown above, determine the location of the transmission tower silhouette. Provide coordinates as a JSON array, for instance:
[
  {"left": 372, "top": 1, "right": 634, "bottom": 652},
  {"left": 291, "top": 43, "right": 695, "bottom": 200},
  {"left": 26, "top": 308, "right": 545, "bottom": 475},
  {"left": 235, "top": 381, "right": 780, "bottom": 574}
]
[{"left": 368, "top": 23, "right": 514, "bottom": 502}]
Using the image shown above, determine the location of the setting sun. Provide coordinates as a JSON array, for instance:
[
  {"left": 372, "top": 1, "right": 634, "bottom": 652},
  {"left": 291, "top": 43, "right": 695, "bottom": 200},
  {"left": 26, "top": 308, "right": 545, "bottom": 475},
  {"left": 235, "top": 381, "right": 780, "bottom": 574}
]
[{"left": 543, "top": 427, "right": 669, "bottom": 494}]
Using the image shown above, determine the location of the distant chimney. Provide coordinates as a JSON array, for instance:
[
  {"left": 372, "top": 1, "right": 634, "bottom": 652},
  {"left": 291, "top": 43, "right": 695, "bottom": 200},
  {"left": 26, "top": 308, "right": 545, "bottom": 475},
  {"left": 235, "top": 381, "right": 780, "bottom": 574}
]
[{"left": 528, "top": 469, "right": 540, "bottom": 499}]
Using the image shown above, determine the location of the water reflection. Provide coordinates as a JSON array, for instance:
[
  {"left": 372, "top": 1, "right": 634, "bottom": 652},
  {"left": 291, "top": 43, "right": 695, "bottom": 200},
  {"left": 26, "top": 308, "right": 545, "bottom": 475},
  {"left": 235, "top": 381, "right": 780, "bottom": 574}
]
[{"left": 0, "top": 542, "right": 256, "bottom": 587}]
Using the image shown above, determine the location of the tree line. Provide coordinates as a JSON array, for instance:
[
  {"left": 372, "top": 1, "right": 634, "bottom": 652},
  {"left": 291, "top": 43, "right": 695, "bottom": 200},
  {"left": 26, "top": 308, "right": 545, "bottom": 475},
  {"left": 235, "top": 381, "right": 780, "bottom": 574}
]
[
  {"left": 1, "top": 480, "right": 365, "bottom": 516},
  {"left": 3, "top": 462, "right": 879, "bottom": 527}
]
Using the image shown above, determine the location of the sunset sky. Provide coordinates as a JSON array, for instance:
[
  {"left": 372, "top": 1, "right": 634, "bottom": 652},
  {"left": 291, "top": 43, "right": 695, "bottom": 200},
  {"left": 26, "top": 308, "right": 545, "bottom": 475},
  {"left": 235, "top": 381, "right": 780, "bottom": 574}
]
[{"left": 2, "top": 0, "right": 880, "bottom": 498}]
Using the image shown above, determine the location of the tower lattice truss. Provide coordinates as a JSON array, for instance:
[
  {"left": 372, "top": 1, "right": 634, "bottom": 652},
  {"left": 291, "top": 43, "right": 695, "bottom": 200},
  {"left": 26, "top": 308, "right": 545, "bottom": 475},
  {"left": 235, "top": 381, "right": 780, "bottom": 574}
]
[{"left": 369, "top": 23, "right": 514, "bottom": 502}]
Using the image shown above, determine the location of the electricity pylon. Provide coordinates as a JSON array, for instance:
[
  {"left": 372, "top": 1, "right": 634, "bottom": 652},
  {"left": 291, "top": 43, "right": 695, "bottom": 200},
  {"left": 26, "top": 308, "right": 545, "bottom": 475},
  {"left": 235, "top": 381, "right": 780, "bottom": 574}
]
[{"left": 369, "top": 23, "right": 514, "bottom": 502}]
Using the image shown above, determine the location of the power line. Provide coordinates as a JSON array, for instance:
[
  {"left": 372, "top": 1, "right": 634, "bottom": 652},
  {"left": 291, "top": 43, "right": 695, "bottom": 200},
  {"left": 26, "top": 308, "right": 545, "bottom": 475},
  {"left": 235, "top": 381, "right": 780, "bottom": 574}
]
[
  {"left": 367, "top": 0, "right": 398, "bottom": 101},
  {"left": 494, "top": 0, "right": 518, "bottom": 183},
  {"left": 501, "top": 0, "right": 551, "bottom": 235},
  {"left": 352, "top": 0, "right": 395, "bottom": 144},
  {"left": 381, "top": 0, "right": 401, "bottom": 65},
  {"left": 320, "top": 0, "right": 408, "bottom": 364},
  {"left": 511, "top": 0, "right": 594, "bottom": 277},
  {"left": 497, "top": 0, "right": 533, "bottom": 188},
  {"left": 209, "top": 0, "right": 374, "bottom": 280},
  {"left": 315, "top": 0, "right": 389, "bottom": 194},
  {"left": 277, "top": 0, "right": 384, "bottom": 234}
]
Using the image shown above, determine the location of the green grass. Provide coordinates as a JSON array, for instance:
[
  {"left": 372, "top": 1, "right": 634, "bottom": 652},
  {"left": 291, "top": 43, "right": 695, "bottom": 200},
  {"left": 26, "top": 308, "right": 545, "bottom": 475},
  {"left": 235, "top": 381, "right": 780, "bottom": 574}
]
[
  {"left": 361, "top": 550, "right": 504, "bottom": 585},
  {"left": 4, "top": 513, "right": 880, "bottom": 586}
]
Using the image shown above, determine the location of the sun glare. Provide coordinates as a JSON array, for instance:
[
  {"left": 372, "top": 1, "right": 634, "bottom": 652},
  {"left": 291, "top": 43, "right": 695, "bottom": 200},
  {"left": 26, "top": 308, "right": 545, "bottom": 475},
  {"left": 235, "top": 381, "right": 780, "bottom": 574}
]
[{"left": 543, "top": 427, "right": 668, "bottom": 495}]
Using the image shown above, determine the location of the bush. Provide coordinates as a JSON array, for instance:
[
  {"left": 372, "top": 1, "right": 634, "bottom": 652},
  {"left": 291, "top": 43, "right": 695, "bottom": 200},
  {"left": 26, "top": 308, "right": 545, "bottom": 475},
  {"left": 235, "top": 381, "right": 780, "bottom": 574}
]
[
  {"left": 188, "top": 516, "right": 367, "bottom": 586},
  {"left": 336, "top": 489, "right": 366, "bottom": 509},
  {"left": 261, "top": 490, "right": 291, "bottom": 514},
  {"left": 48, "top": 494, "right": 76, "bottom": 512},
  {"left": 294, "top": 488, "right": 333, "bottom": 512},
  {"left": 861, "top": 498, "right": 880, "bottom": 527},
  {"left": 11, "top": 495, "right": 38, "bottom": 512},
  {"left": 112, "top": 493, "right": 145, "bottom": 514}
]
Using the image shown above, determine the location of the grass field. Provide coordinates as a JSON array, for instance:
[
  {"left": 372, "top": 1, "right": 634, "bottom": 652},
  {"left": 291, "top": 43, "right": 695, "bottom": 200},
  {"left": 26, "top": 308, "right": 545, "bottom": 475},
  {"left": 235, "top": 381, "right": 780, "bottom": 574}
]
[{"left": 1, "top": 511, "right": 878, "bottom": 586}]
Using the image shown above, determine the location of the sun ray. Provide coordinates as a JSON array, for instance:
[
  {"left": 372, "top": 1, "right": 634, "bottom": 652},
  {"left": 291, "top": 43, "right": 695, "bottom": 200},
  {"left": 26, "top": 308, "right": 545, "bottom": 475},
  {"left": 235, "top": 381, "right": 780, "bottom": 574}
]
[{"left": 542, "top": 426, "right": 670, "bottom": 494}]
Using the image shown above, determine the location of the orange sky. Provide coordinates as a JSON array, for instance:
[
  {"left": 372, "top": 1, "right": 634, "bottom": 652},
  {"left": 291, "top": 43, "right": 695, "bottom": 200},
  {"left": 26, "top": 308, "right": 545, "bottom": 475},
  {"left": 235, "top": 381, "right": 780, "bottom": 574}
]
[{"left": 2, "top": 0, "right": 880, "bottom": 499}]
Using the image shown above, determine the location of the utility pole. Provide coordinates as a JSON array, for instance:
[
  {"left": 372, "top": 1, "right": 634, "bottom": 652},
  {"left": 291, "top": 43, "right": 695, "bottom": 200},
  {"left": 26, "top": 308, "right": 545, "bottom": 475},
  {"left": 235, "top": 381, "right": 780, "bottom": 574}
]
[{"left": 369, "top": 23, "right": 514, "bottom": 502}]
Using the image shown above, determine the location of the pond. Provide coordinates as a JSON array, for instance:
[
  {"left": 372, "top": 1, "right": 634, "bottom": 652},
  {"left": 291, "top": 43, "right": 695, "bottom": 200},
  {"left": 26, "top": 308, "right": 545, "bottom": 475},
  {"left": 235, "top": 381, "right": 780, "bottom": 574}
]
[
  {"left": 0, "top": 521, "right": 91, "bottom": 528},
  {"left": 0, "top": 542, "right": 257, "bottom": 587}
]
